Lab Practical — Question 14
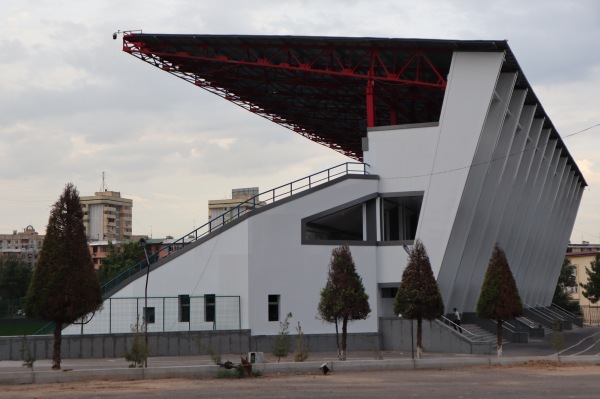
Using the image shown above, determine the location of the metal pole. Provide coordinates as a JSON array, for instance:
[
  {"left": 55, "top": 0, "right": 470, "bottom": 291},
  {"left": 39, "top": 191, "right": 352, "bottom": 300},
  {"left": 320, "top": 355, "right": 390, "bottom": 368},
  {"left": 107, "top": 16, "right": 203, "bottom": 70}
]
[{"left": 140, "top": 238, "right": 151, "bottom": 368}]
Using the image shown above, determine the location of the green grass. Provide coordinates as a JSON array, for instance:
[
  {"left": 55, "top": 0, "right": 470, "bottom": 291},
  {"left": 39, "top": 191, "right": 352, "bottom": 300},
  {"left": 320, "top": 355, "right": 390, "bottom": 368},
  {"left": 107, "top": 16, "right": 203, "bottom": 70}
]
[{"left": 0, "top": 320, "right": 51, "bottom": 336}]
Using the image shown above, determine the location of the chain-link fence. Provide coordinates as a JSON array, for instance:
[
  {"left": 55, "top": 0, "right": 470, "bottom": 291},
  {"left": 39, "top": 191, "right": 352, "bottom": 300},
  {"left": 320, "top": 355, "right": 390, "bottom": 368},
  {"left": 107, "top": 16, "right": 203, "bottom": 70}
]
[{"left": 63, "top": 295, "right": 241, "bottom": 335}]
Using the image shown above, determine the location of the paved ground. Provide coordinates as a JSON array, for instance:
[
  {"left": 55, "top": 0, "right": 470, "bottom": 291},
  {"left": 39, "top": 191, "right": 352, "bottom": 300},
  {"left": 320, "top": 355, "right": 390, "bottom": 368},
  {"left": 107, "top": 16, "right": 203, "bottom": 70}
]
[
  {"left": 2, "top": 363, "right": 600, "bottom": 398},
  {"left": 0, "top": 324, "right": 599, "bottom": 398}
]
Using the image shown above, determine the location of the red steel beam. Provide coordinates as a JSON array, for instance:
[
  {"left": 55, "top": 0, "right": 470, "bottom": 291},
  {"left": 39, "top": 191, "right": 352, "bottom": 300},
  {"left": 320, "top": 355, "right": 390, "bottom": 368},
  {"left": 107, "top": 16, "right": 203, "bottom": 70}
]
[
  {"left": 122, "top": 35, "right": 448, "bottom": 160},
  {"left": 123, "top": 38, "right": 447, "bottom": 90}
]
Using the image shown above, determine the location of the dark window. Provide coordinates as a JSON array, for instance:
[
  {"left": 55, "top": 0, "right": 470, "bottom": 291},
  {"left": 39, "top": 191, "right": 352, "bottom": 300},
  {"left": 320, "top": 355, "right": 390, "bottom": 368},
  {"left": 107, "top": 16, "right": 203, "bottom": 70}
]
[
  {"left": 381, "top": 287, "right": 399, "bottom": 298},
  {"left": 144, "top": 307, "right": 155, "bottom": 324},
  {"left": 179, "top": 295, "right": 190, "bottom": 322},
  {"left": 305, "top": 204, "right": 363, "bottom": 241},
  {"left": 381, "top": 196, "right": 423, "bottom": 241},
  {"left": 268, "top": 295, "right": 280, "bottom": 322},
  {"left": 205, "top": 294, "right": 215, "bottom": 323}
]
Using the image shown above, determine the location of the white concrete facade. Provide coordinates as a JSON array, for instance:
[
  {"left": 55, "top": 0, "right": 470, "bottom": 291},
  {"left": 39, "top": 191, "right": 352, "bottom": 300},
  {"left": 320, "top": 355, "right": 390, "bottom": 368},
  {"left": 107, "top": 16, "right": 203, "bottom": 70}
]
[{"left": 65, "top": 50, "right": 585, "bottom": 336}]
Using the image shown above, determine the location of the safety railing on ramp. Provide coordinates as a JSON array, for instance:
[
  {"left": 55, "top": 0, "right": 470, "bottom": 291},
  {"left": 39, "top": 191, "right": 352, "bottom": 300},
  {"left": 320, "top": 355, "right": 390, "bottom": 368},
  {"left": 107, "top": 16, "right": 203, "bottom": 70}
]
[{"left": 100, "top": 162, "right": 369, "bottom": 296}]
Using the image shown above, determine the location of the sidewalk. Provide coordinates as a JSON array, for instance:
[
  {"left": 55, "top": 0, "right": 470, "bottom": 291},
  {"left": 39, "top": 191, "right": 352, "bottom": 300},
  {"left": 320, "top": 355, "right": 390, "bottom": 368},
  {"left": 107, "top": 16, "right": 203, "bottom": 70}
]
[{"left": 1, "top": 326, "right": 599, "bottom": 385}]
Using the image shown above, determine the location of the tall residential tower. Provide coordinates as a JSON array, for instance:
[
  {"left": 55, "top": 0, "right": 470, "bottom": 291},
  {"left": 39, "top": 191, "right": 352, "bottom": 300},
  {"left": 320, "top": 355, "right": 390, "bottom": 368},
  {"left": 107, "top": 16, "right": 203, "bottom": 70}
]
[{"left": 81, "top": 190, "right": 133, "bottom": 241}]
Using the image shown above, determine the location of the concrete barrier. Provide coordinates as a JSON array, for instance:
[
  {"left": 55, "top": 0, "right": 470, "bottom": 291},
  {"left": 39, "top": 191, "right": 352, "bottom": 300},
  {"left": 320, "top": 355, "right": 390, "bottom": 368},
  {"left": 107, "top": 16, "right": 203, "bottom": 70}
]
[{"left": 1, "top": 330, "right": 380, "bottom": 361}]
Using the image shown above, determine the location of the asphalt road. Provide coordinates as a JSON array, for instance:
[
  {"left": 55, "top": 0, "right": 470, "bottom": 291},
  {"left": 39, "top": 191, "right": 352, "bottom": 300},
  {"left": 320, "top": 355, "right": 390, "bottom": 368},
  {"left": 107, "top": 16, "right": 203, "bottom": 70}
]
[{"left": 2, "top": 363, "right": 600, "bottom": 399}]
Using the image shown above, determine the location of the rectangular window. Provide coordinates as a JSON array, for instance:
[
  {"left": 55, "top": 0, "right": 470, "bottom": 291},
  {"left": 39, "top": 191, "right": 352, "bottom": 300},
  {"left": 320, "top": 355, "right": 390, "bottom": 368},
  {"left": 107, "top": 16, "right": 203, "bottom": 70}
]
[
  {"left": 381, "top": 196, "right": 423, "bottom": 242},
  {"left": 205, "top": 294, "right": 215, "bottom": 322},
  {"left": 381, "top": 287, "right": 399, "bottom": 298},
  {"left": 179, "top": 295, "right": 190, "bottom": 322},
  {"left": 268, "top": 295, "right": 280, "bottom": 322},
  {"left": 144, "top": 307, "right": 155, "bottom": 324}
]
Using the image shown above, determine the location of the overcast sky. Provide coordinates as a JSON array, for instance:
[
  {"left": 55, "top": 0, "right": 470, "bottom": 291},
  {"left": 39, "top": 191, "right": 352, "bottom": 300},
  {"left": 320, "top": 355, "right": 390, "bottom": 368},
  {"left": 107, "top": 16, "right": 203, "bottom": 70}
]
[{"left": 1, "top": 0, "right": 599, "bottom": 244}]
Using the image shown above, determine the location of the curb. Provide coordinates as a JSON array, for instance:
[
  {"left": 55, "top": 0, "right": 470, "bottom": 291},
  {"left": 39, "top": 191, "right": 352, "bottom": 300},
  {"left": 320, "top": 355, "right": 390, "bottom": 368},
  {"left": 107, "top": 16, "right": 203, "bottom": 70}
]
[{"left": 1, "top": 355, "right": 598, "bottom": 385}]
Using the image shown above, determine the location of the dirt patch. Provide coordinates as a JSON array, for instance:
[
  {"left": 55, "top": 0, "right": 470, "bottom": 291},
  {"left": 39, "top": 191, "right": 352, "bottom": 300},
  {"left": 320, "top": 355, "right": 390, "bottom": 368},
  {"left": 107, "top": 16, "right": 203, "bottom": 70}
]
[{"left": 495, "top": 360, "right": 594, "bottom": 370}]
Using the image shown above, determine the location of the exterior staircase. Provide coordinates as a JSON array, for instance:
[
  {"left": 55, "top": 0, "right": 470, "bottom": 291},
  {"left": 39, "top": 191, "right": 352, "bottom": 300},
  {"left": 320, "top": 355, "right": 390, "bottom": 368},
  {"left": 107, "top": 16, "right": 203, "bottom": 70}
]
[
  {"left": 517, "top": 316, "right": 552, "bottom": 336},
  {"left": 460, "top": 323, "right": 510, "bottom": 346}
]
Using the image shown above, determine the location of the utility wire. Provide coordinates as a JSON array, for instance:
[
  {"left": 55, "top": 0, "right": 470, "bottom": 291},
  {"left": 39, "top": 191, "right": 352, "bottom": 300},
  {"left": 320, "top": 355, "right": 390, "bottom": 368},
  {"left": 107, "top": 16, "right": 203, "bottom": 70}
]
[
  {"left": 381, "top": 121, "right": 599, "bottom": 180},
  {"left": 562, "top": 123, "right": 600, "bottom": 139}
]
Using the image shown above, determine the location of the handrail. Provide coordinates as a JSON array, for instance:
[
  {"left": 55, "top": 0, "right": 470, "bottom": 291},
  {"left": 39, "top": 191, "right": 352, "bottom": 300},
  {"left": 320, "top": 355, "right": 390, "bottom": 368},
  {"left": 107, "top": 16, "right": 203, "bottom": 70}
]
[
  {"left": 550, "top": 303, "right": 581, "bottom": 321},
  {"left": 491, "top": 319, "right": 517, "bottom": 334},
  {"left": 524, "top": 303, "right": 555, "bottom": 323},
  {"left": 101, "top": 162, "right": 369, "bottom": 295},
  {"left": 516, "top": 316, "right": 541, "bottom": 329},
  {"left": 438, "top": 315, "right": 478, "bottom": 339},
  {"left": 551, "top": 302, "right": 580, "bottom": 319},
  {"left": 534, "top": 303, "right": 566, "bottom": 321}
]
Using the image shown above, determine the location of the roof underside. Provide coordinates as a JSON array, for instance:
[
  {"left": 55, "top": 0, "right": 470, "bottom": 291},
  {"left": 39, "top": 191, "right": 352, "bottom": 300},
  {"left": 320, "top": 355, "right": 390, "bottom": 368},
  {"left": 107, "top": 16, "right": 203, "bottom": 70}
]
[{"left": 122, "top": 33, "right": 585, "bottom": 186}]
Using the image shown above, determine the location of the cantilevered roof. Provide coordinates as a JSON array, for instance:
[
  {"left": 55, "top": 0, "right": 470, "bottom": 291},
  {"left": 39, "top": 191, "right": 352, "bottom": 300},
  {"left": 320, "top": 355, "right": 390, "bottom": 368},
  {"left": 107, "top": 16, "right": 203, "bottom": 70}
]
[{"left": 121, "top": 33, "right": 585, "bottom": 185}]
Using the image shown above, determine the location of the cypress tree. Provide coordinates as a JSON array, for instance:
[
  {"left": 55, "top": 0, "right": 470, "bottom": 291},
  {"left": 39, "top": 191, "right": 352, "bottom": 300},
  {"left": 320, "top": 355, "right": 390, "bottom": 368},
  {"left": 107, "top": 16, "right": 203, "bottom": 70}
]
[
  {"left": 394, "top": 239, "right": 444, "bottom": 359},
  {"left": 26, "top": 183, "right": 103, "bottom": 370},
  {"left": 317, "top": 245, "right": 371, "bottom": 360},
  {"left": 476, "top": 243, "right": 523, "bottom": 357}
]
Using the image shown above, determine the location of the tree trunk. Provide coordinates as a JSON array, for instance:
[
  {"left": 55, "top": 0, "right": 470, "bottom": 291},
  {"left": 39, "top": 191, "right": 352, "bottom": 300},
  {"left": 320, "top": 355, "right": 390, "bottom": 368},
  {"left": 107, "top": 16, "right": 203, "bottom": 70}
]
[
  {"left": 52, "top": 322, "right": 62, "bottom": 370},
  {"left": 340, "top": 316, "right": 348, "bottom": 361},
  {"left": 335, "top": 319, "right": 341, "bottom": 360},
  {"left": 497, "top": 319, "right": 503, "bottom": 358},
  {"left": 416, "top": 316, "right": 423, "bottom": 359}
]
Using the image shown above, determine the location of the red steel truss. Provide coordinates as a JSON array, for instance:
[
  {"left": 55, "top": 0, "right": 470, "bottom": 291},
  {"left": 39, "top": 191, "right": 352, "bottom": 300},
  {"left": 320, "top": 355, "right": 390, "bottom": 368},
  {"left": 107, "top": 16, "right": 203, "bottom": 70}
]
[{"left": 122, "top": 34, "right": 452, "bottom": 160}]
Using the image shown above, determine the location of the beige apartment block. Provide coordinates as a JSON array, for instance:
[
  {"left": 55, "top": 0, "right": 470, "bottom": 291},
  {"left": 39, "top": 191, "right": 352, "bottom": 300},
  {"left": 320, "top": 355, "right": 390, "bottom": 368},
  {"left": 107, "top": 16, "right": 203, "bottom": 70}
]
[
  {"left": 208, "top": 187, "right": 263, "bottom": 223},
  {"left": 81, "top": 190, "right": 133, "bottom": 241},
  {"left": 0, "top": 225, "right": 44, "bottom": 267},
  {"left": 566, "top": 245, "right": 600, "bottom": 324}
]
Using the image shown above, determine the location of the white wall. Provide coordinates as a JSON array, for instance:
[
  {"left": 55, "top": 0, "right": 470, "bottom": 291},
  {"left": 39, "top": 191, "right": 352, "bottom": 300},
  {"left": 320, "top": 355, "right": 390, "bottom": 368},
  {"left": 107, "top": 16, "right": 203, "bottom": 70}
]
[{"left": 248, "top": 177, "right": 380, "bottom": 335}]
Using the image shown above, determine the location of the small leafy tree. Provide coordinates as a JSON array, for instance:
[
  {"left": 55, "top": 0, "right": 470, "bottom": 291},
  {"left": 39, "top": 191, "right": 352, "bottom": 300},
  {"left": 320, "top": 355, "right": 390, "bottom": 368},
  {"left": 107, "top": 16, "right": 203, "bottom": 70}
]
[
  {"left": 580, "top": 253, "right": 600, "bottom": 304},
  {"left": 476, "top": 243, "right": 523, "bottom": 357},
  {"left": 294, "top": 322, "right": 308, "bottom": 362},
  {"left": 21, "top": 335, "right": 36, "bottom": 371},
  {"left": 125, "top": 315, "right": 148, "bottom": 367},
  {"left": 551, "top": 318, "right": 564, "bottom": 362},
  {"left": 553, "top": 258, "right": 581, "bottom": 315},
  {"left": 25, "top": 183, "right": 103, "bottom": 370},
  {"left": 394, "top": 239, "right": 444, "bottom": 359},
  {"left": 317, "top": 245, "right": 371, "bottom": 360},
  {"left": 272, "top": 312, "right": 292, "bottom": 362}
]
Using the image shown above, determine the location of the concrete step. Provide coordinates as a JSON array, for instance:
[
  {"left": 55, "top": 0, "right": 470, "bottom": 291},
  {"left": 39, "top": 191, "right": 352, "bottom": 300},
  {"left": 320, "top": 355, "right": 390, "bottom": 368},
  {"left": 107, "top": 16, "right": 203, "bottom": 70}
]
[{"left": 461, "top": 324, "right": 509, "bottom": 345}]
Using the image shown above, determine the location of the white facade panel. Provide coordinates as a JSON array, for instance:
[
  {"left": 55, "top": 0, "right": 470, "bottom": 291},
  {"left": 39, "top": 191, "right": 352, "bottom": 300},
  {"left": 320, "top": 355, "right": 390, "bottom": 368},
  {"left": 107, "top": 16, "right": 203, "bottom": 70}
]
[
  {"left": 419, "top": 52, "right": 505, "bottom": 278},
  {"left": 247, "top": 177, "right": 380, "bottom": 335}
]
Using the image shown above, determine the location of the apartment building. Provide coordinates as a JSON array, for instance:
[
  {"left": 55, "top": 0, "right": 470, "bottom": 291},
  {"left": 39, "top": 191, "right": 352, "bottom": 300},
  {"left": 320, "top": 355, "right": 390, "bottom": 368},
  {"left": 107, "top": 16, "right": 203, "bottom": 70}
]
[
  {"left": 81, "top": 190, "right": 133, "bottom": 242},
  {"left": 0, "top": 225, "right": 44, "bottom": 267}
]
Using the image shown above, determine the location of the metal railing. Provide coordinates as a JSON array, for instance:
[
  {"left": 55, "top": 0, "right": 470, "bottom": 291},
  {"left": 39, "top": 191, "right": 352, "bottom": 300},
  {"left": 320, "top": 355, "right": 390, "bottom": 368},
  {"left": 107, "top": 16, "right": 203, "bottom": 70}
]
[
  {"left": 439, "top": 315, "right": 479, "bottom": 340},
  {"left": 551, "top": 303, "right": 580, "bottom": 319},
  {"left": 578, "top": 305, "right": 600, "bottom": 326},
  {"left": 516, "top": 316, "right": 539, "bottom": 329},
  {"left": 524, "top": 303, "right": 555, "bottom": 324},
  {"left": 535, "top": 303, "right": 566, "bottom": 321},
  {"left": 101, "top": 162, "right": 369, "bottom": 295}
]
